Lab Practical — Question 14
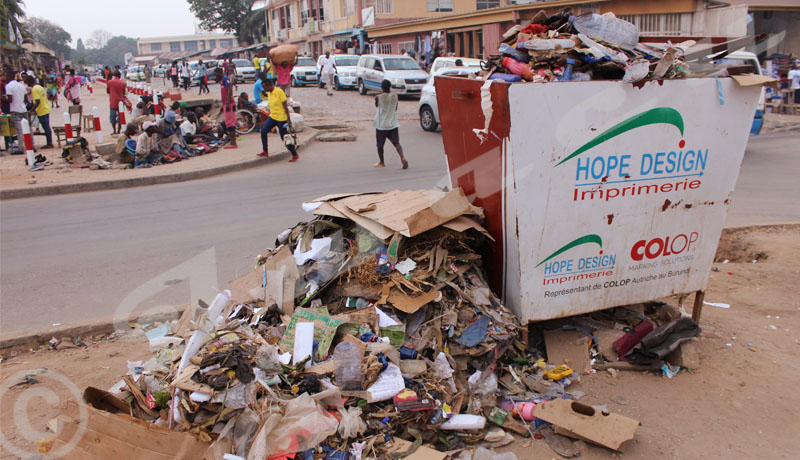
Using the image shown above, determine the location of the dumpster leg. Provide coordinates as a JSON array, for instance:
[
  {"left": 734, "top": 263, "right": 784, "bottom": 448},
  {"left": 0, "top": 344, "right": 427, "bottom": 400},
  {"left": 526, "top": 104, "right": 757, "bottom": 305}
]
[{"left": 691, "top": 290, "right": 705, "bottom": 323}]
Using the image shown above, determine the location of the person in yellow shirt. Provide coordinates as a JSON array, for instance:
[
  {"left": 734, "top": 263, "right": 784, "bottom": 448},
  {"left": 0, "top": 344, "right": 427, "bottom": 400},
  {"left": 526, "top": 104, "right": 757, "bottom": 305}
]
[
  {"left": 253, "top": 55, "right": 261, "bottom": 73},
  {"left": 257, "top": 79, "right": 298, "bottom": 162},
  {"left": 25, "top": 75, "right": 53, "bottom": 149}
]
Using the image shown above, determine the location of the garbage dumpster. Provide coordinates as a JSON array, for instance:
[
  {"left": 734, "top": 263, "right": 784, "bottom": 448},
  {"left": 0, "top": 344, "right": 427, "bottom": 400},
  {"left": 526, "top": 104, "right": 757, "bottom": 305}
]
[{"left": 437, "top": 75, "right": 773, "bottom": 322}]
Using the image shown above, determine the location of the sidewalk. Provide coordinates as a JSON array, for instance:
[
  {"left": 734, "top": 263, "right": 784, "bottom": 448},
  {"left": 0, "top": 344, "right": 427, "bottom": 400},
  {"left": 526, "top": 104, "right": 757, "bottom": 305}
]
[{"left": 0, "top": 79, "right": 317, "bottom": 199}]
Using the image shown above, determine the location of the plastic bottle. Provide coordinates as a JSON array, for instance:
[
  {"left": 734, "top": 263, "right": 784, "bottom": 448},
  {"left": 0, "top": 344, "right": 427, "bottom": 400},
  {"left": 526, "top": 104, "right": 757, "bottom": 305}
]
[
  {"left": 498, "top": 43, "right": 529, "bottom": 63},
  {"left": 497, "top": 399, "right": 537, "bottom": 421},
  {"left": 560, "top": 58, "right": 575, "bottom": 81},
  {"left": 333, "top": 341, "right": 362, "bottom": 391},
  {"left": 569, "top": 13, "right": 639, "bottom": 48}
]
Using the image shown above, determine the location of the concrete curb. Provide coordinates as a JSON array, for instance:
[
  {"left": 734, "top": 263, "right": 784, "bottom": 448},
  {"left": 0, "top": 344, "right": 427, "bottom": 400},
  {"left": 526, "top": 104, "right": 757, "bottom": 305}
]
[
  {"left": 0, "top": 304, "right": 187, "bottom": 354},
  {"left": 0, "top": 131, "right": 318, "bottom": 200}
]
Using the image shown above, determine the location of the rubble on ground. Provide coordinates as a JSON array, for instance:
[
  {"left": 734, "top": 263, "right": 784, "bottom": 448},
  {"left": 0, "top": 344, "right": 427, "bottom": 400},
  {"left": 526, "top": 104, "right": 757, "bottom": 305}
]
[{"left": 43, "top": 188, "right": 702, "bottom": 459}]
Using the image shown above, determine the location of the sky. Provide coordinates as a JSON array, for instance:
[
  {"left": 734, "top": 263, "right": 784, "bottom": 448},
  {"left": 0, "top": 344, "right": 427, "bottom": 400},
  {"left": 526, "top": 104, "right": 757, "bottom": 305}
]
[{"left": 23, "top": 0, "right": 199, "bottom": 47}]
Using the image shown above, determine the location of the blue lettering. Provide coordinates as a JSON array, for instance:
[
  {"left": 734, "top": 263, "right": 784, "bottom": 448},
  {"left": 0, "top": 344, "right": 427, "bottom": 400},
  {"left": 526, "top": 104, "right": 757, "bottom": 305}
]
[
  {"left": 619, "top": 155, "right": 631, "bottom": 177},
  {"left": 666, "top": 151, "right": 677, "bottom": 173},
  {"left": 544, "top": 259, "right": 573, "bottom": 275},
  {"left": 640, "top": 153, "right": 653, "bottom": 175},
  {"left": 591, "top": 156, "right": 605, "bottom": 179},
  {"left": 682, "top": 150, "right": 695, "bottom": 171},
  {"left": 607, "top": 156, "right": 619, "bottom": 177},
  {"left": 654, "top": 152, "right": 666, "bottom": 174},
  {"left": 576, "top": 157, "right": 590, "bottom": 181},
  {"left": 696, "top": 148, "right": 707, "bottom": 170}
]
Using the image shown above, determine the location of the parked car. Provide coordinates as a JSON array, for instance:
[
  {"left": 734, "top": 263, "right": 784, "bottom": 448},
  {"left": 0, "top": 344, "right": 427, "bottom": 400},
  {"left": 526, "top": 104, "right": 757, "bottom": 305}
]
[
  {"left": 290, "top": 57, "right": 319, "bottom": 86},
  {"left": 126, "top": 65, "right": 145, "bottom": 82},
  {"left": 316, "top": 54, "right": 360, "bottom": 90},
  {"left": 233, "top": 59, "right": 257, "bottom": 83},
  {"left": 356, "top": 55, "right": 429, "bottom": 97},
  {"left": 429, "top": 56, "right": 482, "bottom": 74},
  {"left": 418, "top": 66, "right": 481, "bottom": 132}
]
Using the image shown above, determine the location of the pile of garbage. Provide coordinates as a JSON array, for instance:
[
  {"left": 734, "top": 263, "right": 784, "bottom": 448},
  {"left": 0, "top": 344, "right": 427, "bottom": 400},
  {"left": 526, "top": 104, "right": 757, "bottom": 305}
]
[
  {"left": 44, "top": 189, "right": 703, "bottom": 459},
  {"left": 482, "top": 9, "right": 692, "bottom": 83}
]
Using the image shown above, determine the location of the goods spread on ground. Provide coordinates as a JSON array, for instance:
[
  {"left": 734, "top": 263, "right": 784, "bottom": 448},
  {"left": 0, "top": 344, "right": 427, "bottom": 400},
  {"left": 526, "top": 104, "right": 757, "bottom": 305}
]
[{"left": 41, "top": 189, "right": 703, "bottom": 460}]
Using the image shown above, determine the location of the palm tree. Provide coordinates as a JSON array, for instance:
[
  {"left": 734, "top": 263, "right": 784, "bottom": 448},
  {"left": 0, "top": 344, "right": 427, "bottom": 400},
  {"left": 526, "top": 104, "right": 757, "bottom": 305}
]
[
  {"left": 1, "top": 0, "right": 26, "bottom": 41},
  {"left": 240, "top": 7, "right": 267, "bottom": 45}
]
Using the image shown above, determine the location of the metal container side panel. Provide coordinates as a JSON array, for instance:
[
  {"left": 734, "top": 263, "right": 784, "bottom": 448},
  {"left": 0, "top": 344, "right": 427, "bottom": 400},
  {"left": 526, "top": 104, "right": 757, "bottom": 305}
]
[
  {"left": 507, "top": 78, "right": 761, "bottom": 321},
  {"left": 436, "top": 76, "right": 511, "bottom": 293}
]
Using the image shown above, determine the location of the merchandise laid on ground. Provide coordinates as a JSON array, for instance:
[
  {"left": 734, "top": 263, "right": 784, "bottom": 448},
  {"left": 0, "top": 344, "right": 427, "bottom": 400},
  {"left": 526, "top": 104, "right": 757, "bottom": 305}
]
[{"left": 39, "top": 188, "right": 708, "bottom": 460}]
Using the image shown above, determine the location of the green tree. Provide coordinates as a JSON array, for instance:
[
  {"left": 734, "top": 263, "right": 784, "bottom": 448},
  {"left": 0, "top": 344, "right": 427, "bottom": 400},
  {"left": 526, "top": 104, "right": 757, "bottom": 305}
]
[
  {"left": 1, "top": 0, "right": 26, "bottom": 42},
  {"left": 76, "top": 38, "right": 85, "bottom": 53},
  {"left": 25, "top": 17, "right": 72, "bottom": 58},
  {"left": 240, "top": 8, "right": 268, "bottom": 45},
  {"left": 187, "top": 0, "right": 256, "bottom": 41}
]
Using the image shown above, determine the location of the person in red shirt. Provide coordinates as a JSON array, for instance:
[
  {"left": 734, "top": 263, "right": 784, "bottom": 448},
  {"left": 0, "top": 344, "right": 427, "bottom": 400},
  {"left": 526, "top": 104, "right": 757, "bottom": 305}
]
[{"left": 106, "top": 70, "right": 128, "bottom": 134}]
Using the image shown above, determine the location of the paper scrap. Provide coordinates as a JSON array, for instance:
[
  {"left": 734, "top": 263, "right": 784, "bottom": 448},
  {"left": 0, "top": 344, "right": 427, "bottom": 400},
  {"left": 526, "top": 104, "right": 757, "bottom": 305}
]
[
  {"left": 703, "top": 301, "right": 730, "bottom": 309},
  {"left": 366, "top": 363, "right": 405, "bottom": 403},
  {"left": 376, "top": 306, "right": 401, "bottom": 327},
  {"left": 279, "top": 309, "right": 346, "bottom": 358},
  {"left": 387, "top": 289, "right": 441, "bottom": 314},
  {"left": 395, "top": 258, "right": 417, "bottom": 275},
  {"left": 293, "top": 237, "right": 332, "bottom": 265}
]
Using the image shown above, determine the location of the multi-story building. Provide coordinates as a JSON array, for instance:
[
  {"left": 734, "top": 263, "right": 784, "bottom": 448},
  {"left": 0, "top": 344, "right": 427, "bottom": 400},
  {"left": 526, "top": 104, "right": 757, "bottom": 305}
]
[
  {"left": 136, "top": 33, "right": 239, "bottom": 57},
  {"left": 261, "top": 0, "right": 364, "bottom": 56}
]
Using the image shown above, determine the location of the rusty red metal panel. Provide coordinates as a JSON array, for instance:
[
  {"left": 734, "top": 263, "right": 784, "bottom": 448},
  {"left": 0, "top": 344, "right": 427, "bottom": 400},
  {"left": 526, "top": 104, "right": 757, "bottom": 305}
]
[{"left": 435, "top": 76, "right": 510, "bottom": 292}]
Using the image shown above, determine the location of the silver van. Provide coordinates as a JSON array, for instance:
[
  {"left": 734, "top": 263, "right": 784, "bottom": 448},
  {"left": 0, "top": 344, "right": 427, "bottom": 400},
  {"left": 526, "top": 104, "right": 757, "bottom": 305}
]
[{"left": 356, "top": 54, "right": 429, "bottom": 97}]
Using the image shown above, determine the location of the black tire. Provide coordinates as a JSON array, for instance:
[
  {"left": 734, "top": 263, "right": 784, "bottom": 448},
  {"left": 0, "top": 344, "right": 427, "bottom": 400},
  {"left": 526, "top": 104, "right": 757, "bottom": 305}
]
[
  {"left": 358, "top": 79, "right": 367, "bottom": 95},
  {"left": 419, "top": 105, "right": 438, "bottom": 132},
  {"left": 333, "top": 77, "right": 340, "bottom": 91}
]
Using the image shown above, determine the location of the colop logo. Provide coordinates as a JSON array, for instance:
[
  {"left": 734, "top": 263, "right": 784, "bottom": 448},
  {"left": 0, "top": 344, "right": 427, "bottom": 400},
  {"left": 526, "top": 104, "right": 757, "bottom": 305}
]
[{"left": 631, "top": 232, "right": 699, "bottom": 261}]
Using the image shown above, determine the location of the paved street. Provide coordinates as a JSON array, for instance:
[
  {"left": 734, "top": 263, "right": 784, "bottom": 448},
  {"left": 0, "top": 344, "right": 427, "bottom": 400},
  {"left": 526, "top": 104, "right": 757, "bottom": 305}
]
[{"left": 1, "top": 125, "right": 798, "bottom": 334}]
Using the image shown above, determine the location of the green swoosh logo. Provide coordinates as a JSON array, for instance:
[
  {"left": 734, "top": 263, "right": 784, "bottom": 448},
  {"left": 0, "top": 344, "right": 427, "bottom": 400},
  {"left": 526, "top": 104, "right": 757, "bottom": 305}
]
[
  {"left": 556, "top": 108, "right": 684, "bottom": 166},
  {"left": 537, "top": 234, "right": 603, "bottom": 267}
]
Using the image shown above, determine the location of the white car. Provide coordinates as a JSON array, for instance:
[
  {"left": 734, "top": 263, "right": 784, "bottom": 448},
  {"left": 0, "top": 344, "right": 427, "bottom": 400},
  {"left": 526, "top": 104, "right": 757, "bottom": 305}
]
[
  {"left": 316, "top": 54, "right": 360, "bottom": 90},
  {"left": 418, "top": 67, "right": 480, "bottom": 132},
  {"left": 429, "top": 56, "right": 482, "bottom": 74},
  {"left": 290, "top": 57, "right": 319, "bottom": 87},
  {"left": 233, "top": 59, "right": 257, "bottom": 83}
]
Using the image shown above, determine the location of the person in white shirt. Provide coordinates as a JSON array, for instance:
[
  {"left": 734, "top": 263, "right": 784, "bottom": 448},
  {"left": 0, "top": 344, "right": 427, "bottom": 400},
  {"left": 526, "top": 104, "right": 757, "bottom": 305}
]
[
  {"left": 180, "top": 60, "right": 192, "bottom": 91},
  {"left": 5, "top": 70, "right": 28, "bottom": 155},
  {"left": 135, "top": 122, "right": 163, "bottom": 165},
  {"left": 180, "top": 112, "right": 199, "bottom": 144},
  {"left": 319, "top": 51, "right": 337, "bottom": 96},
  {"left": 788, "top": 64, "right": 800, "bottom": 103}
]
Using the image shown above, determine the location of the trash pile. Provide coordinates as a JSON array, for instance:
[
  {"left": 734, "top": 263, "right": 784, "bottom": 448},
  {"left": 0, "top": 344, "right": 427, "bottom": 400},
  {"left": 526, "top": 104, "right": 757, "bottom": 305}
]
[
  {"left": 44, "top": 189, "right": 703, "bottom": 459},
  {"left": 482, "top": 9, "right": 692, "bottom": 84}
]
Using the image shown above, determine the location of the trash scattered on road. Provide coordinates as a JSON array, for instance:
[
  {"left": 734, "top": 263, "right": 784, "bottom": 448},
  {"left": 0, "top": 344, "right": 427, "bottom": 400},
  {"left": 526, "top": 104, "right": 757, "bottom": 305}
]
[{"left": 38, "top": 188, "right": 708, "bottom": 458}]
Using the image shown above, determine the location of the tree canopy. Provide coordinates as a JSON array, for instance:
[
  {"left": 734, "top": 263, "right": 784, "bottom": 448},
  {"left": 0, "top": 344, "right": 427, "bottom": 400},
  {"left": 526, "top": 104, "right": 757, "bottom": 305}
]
[
  {"left": 71, "top": 35, "right": 138, "bottom": 67},
  {"left": 187, "top": 0, "right": 256, "bottom": 42},
  {"left": 2, "top": 0, "right": 26, "bottom": 42},
  {"left": 26, "top": 17, "right": 72, "bottom": 58}
]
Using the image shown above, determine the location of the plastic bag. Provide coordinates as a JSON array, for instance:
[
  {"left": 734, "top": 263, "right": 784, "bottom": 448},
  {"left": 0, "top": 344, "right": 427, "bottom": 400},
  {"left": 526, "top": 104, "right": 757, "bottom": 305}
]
[
  {"left": 233, "top": 408, "right": 261, "bottom": 457},
  {"left": 247, "top": 393, "right": 338, "bottom": 459},
  {"left": 468, "top": 370, "right": 498, "bottom": 395},
  {"left": 338, "top": 406, "right": 367, "bottom": 439}
]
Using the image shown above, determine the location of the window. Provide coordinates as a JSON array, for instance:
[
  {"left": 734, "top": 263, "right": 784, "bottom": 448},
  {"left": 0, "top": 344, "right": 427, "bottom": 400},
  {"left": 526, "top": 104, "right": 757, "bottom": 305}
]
[
  {"left": 169, "top": 41, "right": 181, "bottom": 52},
  {"left": 427, "top": 0, "right": 453, "bottom": 12},
  {"left": 383, "top": 57, "right": 419, "bottom": 70},
  {"left": 620, "top": 13, "right": 683, "bottom": 36},
  {"left": 220, "top": 39, "right": 233, "bottom": 48},
  {"left": 150, "top": 43, "right": 162, "bottom": 52},
  {"left": 397, "top": 41, "right": 415, "bottom": 54},
  {"left": 184, "top": 41, "right": 197, "bottom": 51},
  {"left": 379, "top": 43, "right": 392, "bottom": 54},
  {"left": 208, "top": 39, "right": 216, "bottom": 48},
  {"left": 363, "top": 0, "right": 393, "bottom": 14},
  {"left": 277, "top": 5, "right": 293, "bottom": 29},
  {"left": 343, "top": 0, "right": 355, "bottom": 17},
  {"left": 476, "top": 0, "right": 499, "bottom": 10}
]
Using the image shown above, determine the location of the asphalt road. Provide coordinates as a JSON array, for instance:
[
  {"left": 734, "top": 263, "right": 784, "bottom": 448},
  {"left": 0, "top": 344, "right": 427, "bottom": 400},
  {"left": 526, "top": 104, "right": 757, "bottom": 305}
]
[{"left": 1, "top": 129, "right": 797, "bottom": 334}]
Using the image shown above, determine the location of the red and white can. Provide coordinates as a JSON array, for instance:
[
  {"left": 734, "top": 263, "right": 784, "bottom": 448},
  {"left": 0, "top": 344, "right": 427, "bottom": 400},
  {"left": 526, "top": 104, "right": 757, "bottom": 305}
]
[
  {"left": 92, "top": 106, "right": 103, "bottom": 143},
  {"left": 63, "top": 111, "right": 73, "bottom": 140},
  {"left": 118, "top": 101, "right": 127, "bottom": 126},
  {"left": 21, "top": 118, "right": 36, "bottom": 168}
]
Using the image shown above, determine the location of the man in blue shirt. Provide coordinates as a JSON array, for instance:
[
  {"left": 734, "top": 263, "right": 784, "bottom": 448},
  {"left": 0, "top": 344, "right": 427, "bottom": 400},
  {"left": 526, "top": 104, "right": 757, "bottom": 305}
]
[{"left": 253, "top": 72, "right": 268, "bottom": 104}]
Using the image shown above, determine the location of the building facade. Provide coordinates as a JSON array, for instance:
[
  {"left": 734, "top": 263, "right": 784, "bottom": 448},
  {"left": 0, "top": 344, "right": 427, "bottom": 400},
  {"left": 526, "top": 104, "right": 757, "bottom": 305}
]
[{"left": 136, "top": 33, "right": 238, "bottom": 56}]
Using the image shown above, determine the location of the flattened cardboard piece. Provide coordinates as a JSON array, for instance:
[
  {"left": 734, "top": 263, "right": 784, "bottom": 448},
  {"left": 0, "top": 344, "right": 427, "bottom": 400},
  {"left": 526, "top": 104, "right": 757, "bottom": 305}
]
[
  {"left": 305, "top": 360, "right": 336, "bottom": 375},
  {"left": 51, "top": 400, "right": 210, "bottom": 459},
  {"left": 339, "top": 189, "right": 478, "bottom": 237},
  {"left": 172, "top": 303, "right": 196, "bottom": 338},
  {"left": 441, "top": 216, "right": 495, "bottom": 241},
  {"left": 534, "top": 399, "right": 639, "bottom": 451},
  {"left": 544, "top": 330, "right": 591, "bottom": 374},
  {"left": 594, "top": 328, "right": 625, "bottom": 362},
  {"left": 83, "top": 387, "right": 131, "bottom": 414},
  {"left": 312, "top": 201, "right": 348, "bottom": 218},
  {"left": 344, "top": 307, "right": 380, "bottom": 337},
  {"left": 265, "top": 266, "right": 285, "bottom": 311},
  {"left": 328, "top": 199, "right": 394, "bottom": 240},
  {"left": 228, "top": 246, "right": 298, "bottom": 313},
  {"left": 387, "top": 289, "right": 441, "bottom": 314},
  {"left": 399, "top": 359, "right": 428, "bottom": 378},
  {"left": 731, "top": 74, "right": 778, "bottom": 89},
  {"left": 389, "top": 438, "right": 447, "bottom": 460},
  {"left": 171, "top": 364, "right": 215, "bottom": 394}
]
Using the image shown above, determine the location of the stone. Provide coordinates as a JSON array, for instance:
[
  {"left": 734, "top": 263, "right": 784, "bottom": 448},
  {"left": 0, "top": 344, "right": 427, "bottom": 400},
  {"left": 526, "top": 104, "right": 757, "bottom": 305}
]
[
  {"left": 667, "top": 338, "right": 701, "bottom": 369},
  {"left": 317, "top": 132, "right": 357, "bottom": 142}
]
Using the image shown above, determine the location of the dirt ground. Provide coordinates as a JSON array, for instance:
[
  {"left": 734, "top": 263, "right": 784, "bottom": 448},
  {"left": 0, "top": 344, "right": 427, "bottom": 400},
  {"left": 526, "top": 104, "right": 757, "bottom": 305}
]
[{"left": 1, "top": 225, "right": 798, "bottom": 459}]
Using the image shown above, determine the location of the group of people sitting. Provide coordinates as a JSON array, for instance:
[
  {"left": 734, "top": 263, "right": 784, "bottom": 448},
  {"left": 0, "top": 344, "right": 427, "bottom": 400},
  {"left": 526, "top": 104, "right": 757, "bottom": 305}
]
[{"left": 113, "top": 99, "right": 232, "bottom": 168}]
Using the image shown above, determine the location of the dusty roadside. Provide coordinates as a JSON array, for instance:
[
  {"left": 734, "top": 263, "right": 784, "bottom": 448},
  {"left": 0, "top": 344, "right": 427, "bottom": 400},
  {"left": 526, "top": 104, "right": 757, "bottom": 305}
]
[{"left": 1, "top": 224, "right": 796, "bottom": 459}]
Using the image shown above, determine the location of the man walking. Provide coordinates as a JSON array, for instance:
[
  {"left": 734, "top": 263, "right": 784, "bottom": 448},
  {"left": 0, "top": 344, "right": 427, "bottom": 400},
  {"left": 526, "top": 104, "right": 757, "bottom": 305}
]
[
  {"left": 257, "top": 79, "right": 298, "bottom": 162},
  {"left": 25, "top": 75, "right": 53, "bottom": 149},
  {"left": 197, "top": 60, "right": 210, "bottom": 95},
  {"left": 320, "top": 51, "right": 337, "bottom": 96},
  {"left": 274, "top": 60, "right": 293, "bottom": 97},
  {"left": 107, "top": 70, "right": 127, "bottom": 135},
  {"left": 180, "top": 60, "right": 191, "bottom": 91},
  {"left": 373, "top": 80, "right": 407, "bottom": 169}
]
